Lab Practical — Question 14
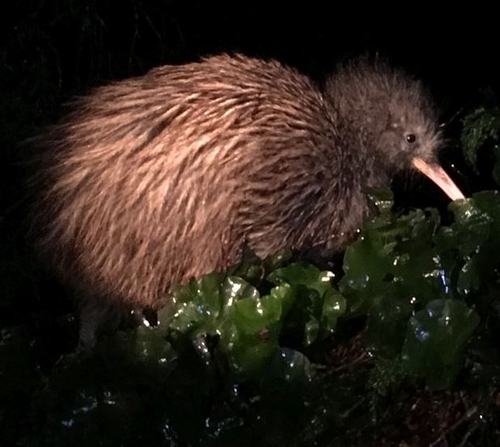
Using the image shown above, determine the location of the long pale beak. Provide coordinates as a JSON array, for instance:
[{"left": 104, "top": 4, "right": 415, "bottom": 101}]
[{"left": 412, "top": 157, "right": 465, "bottom": 201}]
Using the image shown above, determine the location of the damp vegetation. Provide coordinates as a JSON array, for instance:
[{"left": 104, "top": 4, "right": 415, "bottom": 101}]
[
  {"left": 0, "top": 105, "right": 499, "bottom": 446},
  {"left": 1, "top": 3, "right": 500, "bottom": 445}
]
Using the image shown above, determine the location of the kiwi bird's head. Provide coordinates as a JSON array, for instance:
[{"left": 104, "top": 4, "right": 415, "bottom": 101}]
[{"left": 325, "top": 58, "right": 465, "bottom": 201}]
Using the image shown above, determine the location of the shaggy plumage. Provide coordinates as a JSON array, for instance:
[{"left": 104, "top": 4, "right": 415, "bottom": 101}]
[{"left": 29, "top": 54, "right": 461, "bottom": 344}]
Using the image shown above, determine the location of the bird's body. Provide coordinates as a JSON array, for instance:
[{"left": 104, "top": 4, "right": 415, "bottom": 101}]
[{"left": 30, "top": 54, "right": 463, "bottom": 344}]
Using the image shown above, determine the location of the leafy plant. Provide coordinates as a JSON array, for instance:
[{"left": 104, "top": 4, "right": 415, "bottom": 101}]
[{"left": 461, "top": 104, "right": 500, "bottom": 185}]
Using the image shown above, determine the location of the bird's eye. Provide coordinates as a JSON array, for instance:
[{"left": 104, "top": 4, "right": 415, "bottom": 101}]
[{"left": 406, "top": 134, "right": 416, "bottom": 143}]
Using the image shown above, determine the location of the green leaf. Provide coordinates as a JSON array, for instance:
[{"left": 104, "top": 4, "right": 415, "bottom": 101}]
[
  {"left": 364, "top": 295, "right": 413, "bottom": 358},
  {"left": 436, "top": 191, "right": 500, "bottom": 299},
  {"left": 218, "top": 284, "right": 292, "bottom": 379},
  {"left": 461, "top": 106, "right": 500, "bottom": 172},
  {"left": 168, "top": 273, "right": 225, "bottom": 335},
  {"left": 268, "top": 263, "right": 346, "bottom": 344},
  {"left": 340, "top": 206, "right": 445, "bottom": 316},
  {"left": 267, "top": 262, "right": 335, "bottom": 295},
  {"left": 402, "top": 299, "right": 479, "bottom": 390}
]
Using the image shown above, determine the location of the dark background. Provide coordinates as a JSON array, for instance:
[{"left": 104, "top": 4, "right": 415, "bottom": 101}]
[{"left": 3, "top": 1, "right": 499, "bottom": 116}]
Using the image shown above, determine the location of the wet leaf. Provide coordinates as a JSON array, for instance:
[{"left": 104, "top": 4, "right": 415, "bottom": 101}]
[
  {"left": 219, "top": 283, "right": 301, "bottom": 379},
  {"left": 268, "top": 263, "right": 346, "bottom": 344},
  {"left": 364, "top": 295, "right": 413, "bottom": 358},
  {"left": 402, "top": 299, "right": 479, "bottom": 390},
  {"left": 340, "top": 205, "right": 446, "bottom": 317},
  {"left": 168, "top": 273, "right": 225, "bottom": 335}
]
